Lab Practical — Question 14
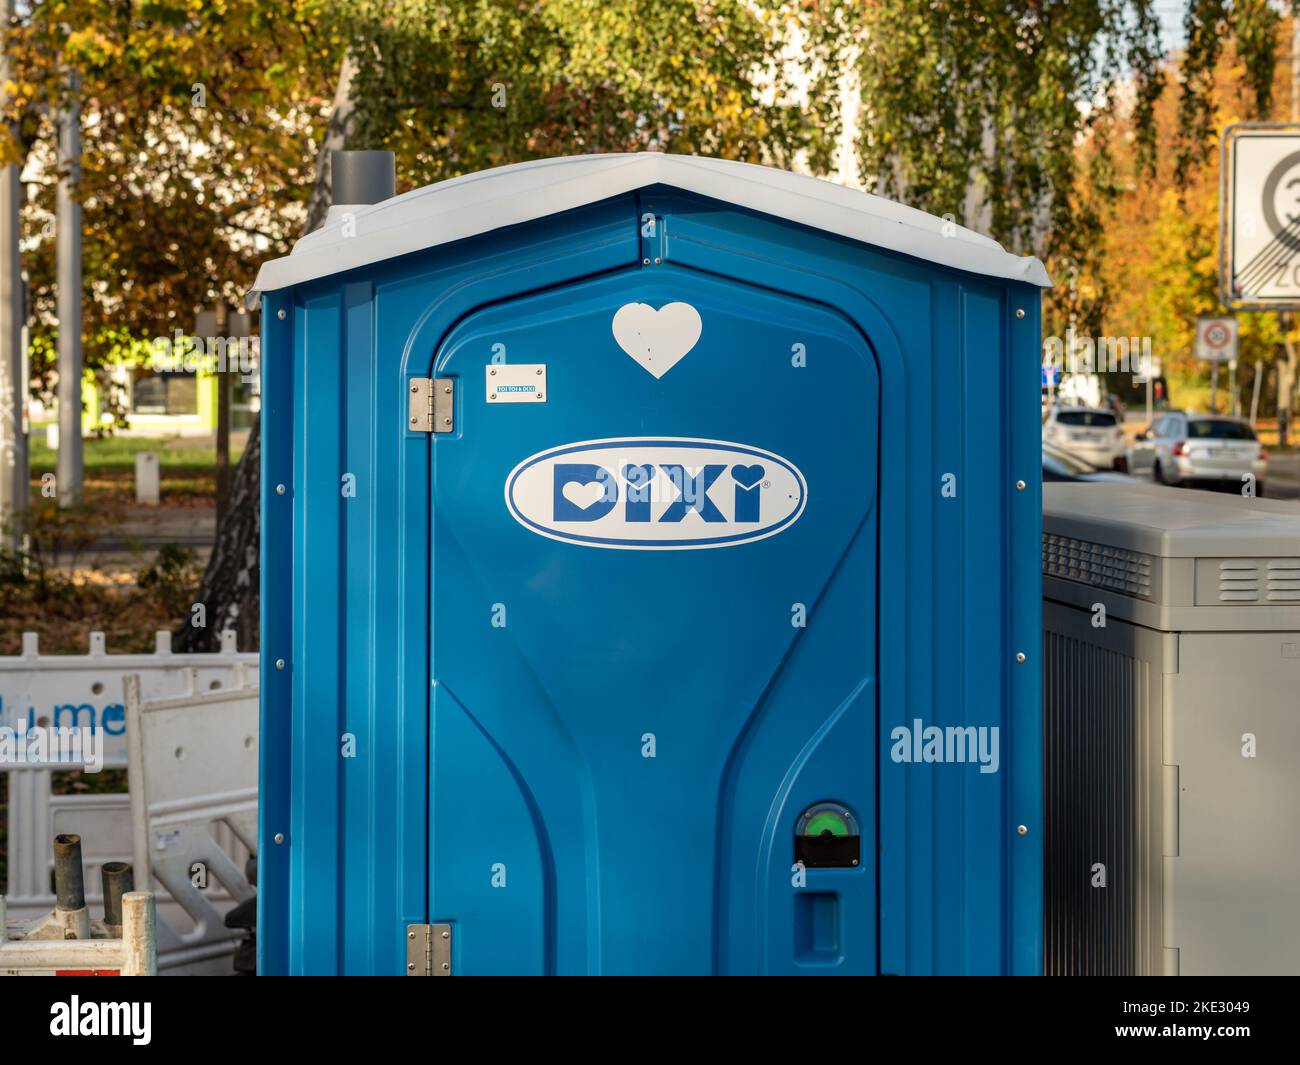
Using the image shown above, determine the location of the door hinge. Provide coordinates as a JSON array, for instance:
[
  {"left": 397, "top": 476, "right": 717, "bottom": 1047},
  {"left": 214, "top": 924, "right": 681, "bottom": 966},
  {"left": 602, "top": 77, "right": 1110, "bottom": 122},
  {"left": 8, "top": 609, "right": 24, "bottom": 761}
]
[
  {"left": 406, "top": 923, "right": 452, "bottom": 976},
  {"left": 409, "top": 378, "right": 454, "bottom": 433}
]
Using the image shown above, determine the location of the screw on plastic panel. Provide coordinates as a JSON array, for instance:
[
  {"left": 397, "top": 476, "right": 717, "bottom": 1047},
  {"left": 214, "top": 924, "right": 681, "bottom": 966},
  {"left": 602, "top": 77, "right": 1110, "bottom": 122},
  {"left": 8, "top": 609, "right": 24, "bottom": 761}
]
[
  {"left": 274, "top": 833, "right": 285, "bottom": 844},
  {"left": 1017, "top": 825, "right": 1028, "bottom": 836},
  {"left": 275, "top": 483, "right": 286, "bottom": 495},
  {"left": 1015, "top": 480, "right": 1026, "bottom": 491},
  {"left": 1016, "top": 652, "right": 1026, "bottom": 663},
  {"left": 654, "top": 257, "right": 662, "bottom": 265},
  {"left": 642, "top": 258, "right": 650, "bottom": 265},
  {"left": 275, "top": 658, "right": 286, "bottom": 670},
  {"left": 535, "top": 368, "right": 543, "bottom": 375},
  {"left": 1015, "top": 308, "right": 1025, "bottom": 319},
  {"left": 536, "top": 394, "right": 544, "bottom": 401},
  {"left": 277, "top": 309, "right": 286, "bottom": 320}
]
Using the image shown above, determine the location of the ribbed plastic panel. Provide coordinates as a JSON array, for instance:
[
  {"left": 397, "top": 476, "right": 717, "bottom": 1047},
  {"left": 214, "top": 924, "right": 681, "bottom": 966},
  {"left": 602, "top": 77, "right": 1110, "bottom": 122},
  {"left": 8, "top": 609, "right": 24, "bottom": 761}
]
[
  {"left": 1042, "top": 532, "right": 1153, "bottom": 600},
  {"left": 1268, "top": 560, "right": 1300, "bottom": 601},
  {"left": 1219, "top": 559, "right": 1300, "bottom": 603},
  {"left": 1043, "top": 628, "right": 1145, "bottom": 975}
]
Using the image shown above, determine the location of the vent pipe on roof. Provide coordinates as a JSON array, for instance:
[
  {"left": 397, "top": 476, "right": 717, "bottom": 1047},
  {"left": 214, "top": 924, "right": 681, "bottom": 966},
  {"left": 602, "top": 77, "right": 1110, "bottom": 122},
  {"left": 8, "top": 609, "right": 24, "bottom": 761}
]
[{"left": 331, "top": 150, "right": 395, "bottom": 206}]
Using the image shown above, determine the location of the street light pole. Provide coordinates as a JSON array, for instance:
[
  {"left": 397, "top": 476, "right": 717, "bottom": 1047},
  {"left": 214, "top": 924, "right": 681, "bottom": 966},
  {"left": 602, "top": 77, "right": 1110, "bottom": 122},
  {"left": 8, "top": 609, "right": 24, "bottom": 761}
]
[
  {"left": 1283, "top": 17, "right": 1300, "bottom": 448},
  {"left": 55, "top": 68, "right": 83, "bottom": 508},
  {"left": 196, "top": 305, "right": 232, "bottom": 528},
  {"left": 0, "top": 0, "right": 27, "bottom": 547}
]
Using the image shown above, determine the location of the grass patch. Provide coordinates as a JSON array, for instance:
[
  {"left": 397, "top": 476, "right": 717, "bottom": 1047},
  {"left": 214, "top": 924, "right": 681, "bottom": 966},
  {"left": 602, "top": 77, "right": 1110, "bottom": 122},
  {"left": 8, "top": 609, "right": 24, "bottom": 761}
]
[{"left": 27, "top": 435, "right": 244, "bottom": 503}]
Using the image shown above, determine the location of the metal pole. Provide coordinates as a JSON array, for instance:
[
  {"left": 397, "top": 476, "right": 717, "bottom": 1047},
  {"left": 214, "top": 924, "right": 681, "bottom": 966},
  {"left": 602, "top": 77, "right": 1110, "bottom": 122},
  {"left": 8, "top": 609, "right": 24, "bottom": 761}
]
[
  {"left": 0, "top": 0, "right": 26, "bottom": 547},
  {"left": 1251, "top": 358, "right": 1264, "bottom": 425},
  {"left": 1293, "top": 14, "right": 1299, "bottom": 124},
  {"left": 196, "top": 306, "right": 231, "bottom": 527},
  {"left": 1210, "top": 360, "right": 1219, "bottom": 413},
  {"left": 101, "top": 861, "right": 133, "bottom": 932},
  {"left": 55, "top": 69, "right": 82, "bottom": 508},
  {"left": 1282, "top": 18, "right": 1300, "bottom": 447},
  {"left": 215, "top": 307, "right": 231, "bottom": 528},
  {"left": 53, "top": 832, "right": 86, "bottom": 911}
]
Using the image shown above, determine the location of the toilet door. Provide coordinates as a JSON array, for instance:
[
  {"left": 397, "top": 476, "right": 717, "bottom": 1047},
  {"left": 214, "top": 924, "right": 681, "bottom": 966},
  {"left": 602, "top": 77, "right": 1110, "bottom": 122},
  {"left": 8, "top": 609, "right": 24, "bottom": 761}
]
[{"left": 428, "top": 264, "right": 879, "bottom": 974}]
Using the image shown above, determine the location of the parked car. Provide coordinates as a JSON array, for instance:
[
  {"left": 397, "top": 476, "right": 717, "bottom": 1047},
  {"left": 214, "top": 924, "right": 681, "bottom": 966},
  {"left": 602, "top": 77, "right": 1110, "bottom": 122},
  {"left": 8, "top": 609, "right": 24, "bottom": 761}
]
[
  {"left": 1042, "top": 441, "right": 1134, "bottom": 483},
  {"left": 1132, "top": 412, "right": 1268, "bottom": 495},
  {"left": 1042, "top": 405, "right": 1128, "bottom": 470}
]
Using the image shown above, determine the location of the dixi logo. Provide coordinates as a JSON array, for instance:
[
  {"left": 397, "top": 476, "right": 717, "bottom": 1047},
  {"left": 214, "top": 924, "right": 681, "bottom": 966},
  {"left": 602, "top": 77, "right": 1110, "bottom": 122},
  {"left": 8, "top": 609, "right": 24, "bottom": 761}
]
[{"left": 505, "top": 437, "right": 807, "bottom": 550}]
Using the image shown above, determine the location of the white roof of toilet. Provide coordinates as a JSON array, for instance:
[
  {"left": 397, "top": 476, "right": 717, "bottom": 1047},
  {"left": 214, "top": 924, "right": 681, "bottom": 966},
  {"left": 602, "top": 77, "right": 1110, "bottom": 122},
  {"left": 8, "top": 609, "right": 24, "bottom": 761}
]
[{"left": 249, "top": 152, "right": 1051, "bottom": 303}]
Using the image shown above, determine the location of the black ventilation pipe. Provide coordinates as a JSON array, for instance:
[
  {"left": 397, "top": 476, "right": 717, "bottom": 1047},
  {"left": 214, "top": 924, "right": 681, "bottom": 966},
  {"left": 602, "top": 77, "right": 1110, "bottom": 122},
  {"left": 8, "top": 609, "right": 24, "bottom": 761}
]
[{"left": 331, "top": 150, "right": 396, "bottom": 205}]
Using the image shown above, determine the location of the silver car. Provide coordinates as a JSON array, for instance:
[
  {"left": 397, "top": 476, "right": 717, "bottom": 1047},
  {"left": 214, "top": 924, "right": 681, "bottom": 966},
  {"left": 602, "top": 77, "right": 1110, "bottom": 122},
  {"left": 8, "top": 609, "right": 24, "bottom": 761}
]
[
  {"left": 1042, "top": 442, "right": 1133, "bottom": 483},
  {"left": 1131, "top": 412, "right": 1268, "bottom": 494},
  {"left": 1042, "top": 405, "right": 1128, "bottom": 470}
]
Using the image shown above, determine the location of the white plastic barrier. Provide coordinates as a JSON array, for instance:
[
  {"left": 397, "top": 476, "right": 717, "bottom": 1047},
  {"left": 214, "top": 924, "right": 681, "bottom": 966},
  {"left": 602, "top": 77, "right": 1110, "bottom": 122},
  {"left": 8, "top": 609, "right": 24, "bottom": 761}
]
[
  {"left": 1, "top": 631, "right": 257, "bottom": 938},
  {"left": 125, "top": 667, "right": 258, "bottom": 973},
  {"left": 1, "top": 891, "right": 158, "bottom": 976}
]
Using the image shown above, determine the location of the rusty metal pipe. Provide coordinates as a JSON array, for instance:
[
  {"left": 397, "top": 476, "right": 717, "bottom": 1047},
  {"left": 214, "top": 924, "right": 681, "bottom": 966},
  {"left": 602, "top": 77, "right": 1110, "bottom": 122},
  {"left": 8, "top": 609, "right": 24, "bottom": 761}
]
[
  {"left": 101, "top": 861, "right": 133, "bottom": 928},
  {"left": 52, "top": 833, "right": 85, "bottom": 911}
]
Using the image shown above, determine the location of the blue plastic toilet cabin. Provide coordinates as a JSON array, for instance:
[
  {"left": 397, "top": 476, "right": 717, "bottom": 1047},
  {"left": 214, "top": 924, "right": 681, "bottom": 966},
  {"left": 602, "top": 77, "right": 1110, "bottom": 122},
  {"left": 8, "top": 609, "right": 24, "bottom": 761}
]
[{"left": 250, "top": 153, "right": 1050, "bottom": 975}]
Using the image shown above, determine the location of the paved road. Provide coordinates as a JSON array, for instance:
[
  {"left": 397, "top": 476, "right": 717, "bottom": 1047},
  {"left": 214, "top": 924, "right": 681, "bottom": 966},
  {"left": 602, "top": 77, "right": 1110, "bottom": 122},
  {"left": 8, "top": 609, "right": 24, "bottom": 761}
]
[
  {"left": 1263, "top": 452, "right": 1300, "bottom": 501},
  {"left": 1125, "top": 451, "right": 1300, "bottom": 503}
]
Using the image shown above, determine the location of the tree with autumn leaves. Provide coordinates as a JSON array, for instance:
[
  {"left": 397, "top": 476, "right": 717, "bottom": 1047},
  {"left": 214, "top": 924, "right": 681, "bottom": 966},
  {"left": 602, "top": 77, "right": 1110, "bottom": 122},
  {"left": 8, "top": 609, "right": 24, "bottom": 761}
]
[
  {"left": 1080, "top": 7, "right": 1300, "bottom": 415},
  {"left": 1, "top": 0, "right": 1294, "bottom": 649},
  {"left": 2, "top": 1, "right": 340, "bottom": 404}
]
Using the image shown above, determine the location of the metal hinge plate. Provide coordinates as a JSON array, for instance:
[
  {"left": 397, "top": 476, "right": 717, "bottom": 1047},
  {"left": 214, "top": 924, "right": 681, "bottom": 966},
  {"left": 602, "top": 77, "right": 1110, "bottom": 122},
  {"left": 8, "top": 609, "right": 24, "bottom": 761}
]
[
  {"left": 409, "top": 378, "right": 454, "bottom": 433},
  {"left": 406, "top": 923, "right": 452, "bottom": 975}
]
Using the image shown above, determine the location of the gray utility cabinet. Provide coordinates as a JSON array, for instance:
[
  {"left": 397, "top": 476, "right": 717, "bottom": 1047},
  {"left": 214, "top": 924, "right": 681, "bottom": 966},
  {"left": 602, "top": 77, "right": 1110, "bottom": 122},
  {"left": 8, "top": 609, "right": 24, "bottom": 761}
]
[{"left": 1042, "top": 482, "right": 1300, "bottom": 976}]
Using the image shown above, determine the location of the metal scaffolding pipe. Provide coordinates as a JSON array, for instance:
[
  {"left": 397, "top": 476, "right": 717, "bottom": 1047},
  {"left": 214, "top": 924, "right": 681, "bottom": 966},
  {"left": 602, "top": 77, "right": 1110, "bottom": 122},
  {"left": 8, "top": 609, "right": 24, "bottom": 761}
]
[
  {"left": 101, "top": 861, "right": 133, "bottom": 928},
  {"left": 52, "top": 832, "right": 86, "bottom": 911}
]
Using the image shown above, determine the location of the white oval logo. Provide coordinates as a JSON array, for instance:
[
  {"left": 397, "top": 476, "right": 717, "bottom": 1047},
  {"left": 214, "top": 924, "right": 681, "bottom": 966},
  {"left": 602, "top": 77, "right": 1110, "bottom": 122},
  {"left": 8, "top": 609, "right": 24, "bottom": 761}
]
[{"left": 504, "top": 437, "right": 807, "bottom": 550}]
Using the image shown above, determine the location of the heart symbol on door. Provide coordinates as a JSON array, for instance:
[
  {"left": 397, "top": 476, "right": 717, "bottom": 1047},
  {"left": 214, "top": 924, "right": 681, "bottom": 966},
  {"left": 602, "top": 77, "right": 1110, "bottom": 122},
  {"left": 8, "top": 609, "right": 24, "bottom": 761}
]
[
  {"left": 562, "top": 481, "right": 607, "bottom": 511},
  {"left": 730, "top": 464, "right": 765, "bottom": 490},
  {"left": 611, "top": 302, "right": 703, "bottom": 379}
]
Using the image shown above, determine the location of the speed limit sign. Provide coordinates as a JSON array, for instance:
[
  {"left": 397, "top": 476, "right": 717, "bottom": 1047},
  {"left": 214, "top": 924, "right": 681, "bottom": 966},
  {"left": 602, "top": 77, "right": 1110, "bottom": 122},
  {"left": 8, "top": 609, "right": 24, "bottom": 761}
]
[
  {"left": 1196, "top": 316, "right": 1238, "bottom": 363},
  {"left": 1221, "top": 123, "right": 1300, "bottom": 307}
]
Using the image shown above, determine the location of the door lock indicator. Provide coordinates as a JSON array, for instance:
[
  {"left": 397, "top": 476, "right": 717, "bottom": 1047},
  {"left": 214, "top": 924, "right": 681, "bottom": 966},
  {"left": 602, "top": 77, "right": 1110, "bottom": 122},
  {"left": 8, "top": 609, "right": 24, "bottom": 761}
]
[{"left": 795, "top": 802, "right": 861, "bottom": 869}]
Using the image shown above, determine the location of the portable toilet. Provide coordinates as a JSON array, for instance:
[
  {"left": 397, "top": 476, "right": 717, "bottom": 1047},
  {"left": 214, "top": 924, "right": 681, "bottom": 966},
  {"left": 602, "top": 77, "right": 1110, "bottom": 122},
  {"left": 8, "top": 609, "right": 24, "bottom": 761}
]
[{"left": 251, "top": 152, "right": 1049, "bottom": 976}]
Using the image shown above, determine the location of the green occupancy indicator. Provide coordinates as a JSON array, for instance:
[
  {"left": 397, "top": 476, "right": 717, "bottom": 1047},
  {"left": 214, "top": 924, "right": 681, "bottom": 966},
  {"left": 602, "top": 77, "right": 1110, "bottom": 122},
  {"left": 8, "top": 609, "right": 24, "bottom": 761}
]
[{"left": 797, "top": 802, "right": 858, "bottom": 838}]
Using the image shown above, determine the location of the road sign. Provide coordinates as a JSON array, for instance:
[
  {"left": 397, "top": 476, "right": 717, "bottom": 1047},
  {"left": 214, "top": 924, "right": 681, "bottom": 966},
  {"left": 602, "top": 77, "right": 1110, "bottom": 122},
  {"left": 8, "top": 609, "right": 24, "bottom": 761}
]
[
  {"left": 1221, "top": 124, "right": 1300, "bottom": 308},
  {"left": 1196, "top": 316, "right": 1238, "bottom": 363}
]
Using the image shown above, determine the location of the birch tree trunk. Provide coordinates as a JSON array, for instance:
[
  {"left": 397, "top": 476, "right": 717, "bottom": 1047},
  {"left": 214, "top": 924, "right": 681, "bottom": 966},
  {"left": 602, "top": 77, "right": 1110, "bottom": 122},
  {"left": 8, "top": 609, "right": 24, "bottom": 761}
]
[{"left": 173, "top": 55, "right": 357, "bottom": 651}]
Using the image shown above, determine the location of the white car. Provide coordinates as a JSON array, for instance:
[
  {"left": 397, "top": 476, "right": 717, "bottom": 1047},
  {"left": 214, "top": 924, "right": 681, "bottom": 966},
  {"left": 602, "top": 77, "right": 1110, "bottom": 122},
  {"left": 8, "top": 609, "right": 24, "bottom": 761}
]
[
  {"left": 1042, "top": 405, "right": 1128, "bottom": 471},
  {"left": 1132, "top": 412, "right": 1268, "bottom": 495}
]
